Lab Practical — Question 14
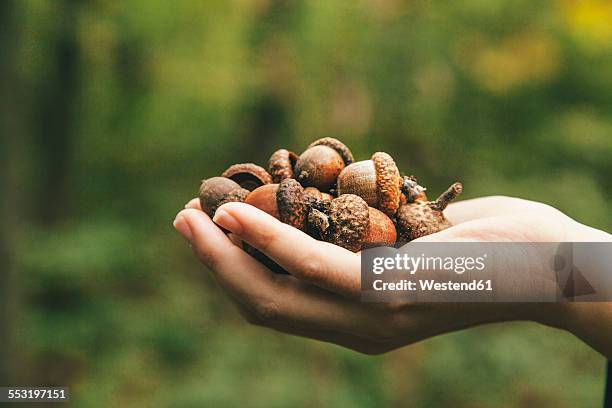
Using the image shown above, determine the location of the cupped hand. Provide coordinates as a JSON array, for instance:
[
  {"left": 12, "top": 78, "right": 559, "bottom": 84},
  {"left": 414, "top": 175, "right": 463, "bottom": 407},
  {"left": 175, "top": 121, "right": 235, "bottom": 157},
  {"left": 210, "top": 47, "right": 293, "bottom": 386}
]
[{"left": 173, "top": 196, "right": 611, "bottom": 356}]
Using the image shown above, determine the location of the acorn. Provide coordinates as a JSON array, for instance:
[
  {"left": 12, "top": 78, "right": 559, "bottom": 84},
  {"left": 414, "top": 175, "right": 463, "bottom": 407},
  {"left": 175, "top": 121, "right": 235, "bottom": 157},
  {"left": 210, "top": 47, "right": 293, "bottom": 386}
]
[
  {"left": 221, "top": 163, "right": 272, "bottom": 191},
  {"left": 336, "top": 152, "right": 402, "bottom": 218},
  {"left": 307, "top": 194, "right": 397, "bottom": 252},
  {"left": 199, "top": 177, "right": 250, "bottom": 217},
  {"left": 245, "top": 178, "right": 308, "bottom": 231},
  {"left": 294, "top": 137, "right": 354, "bottom": 192},
  {"left": 396, "top": 182, "right": 462, "bottom": 243},
  {"left": 268, "top": 149, "right": 299, "bottom": 183}
]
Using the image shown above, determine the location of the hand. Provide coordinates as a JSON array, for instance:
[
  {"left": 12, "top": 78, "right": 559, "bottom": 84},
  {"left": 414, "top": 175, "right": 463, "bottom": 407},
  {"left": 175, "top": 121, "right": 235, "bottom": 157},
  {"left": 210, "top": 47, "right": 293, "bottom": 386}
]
[{"left": 173, "top": 196, "right": 612, "bottom": 357}]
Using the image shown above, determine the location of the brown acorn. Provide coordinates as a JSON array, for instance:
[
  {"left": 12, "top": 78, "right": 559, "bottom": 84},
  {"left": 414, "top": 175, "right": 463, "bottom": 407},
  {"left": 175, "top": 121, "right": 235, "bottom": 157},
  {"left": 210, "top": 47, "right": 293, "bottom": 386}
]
[
  {"left": 268, "top": 149, "right": 299, "bottom": 183},
  {"left": 336, "top": 152, "right": 402, "bottom": 217},
  {"left": 221, "top": 163, "right": 272, "bottom": 191},
  {"left": 396, "top": 182, "right": 462, "bottom": 243},
  {"left": 308, "top": 194, "right": 397, "bottom": 252},
  {"left": 294, "top": 137, "right": 354, "bottom": 192},
  {"left": 199, "top": 177, "right": 250, "bottom": 217},
  {"left": 245, "top": 178, "right": 308, "bottom": 231}
]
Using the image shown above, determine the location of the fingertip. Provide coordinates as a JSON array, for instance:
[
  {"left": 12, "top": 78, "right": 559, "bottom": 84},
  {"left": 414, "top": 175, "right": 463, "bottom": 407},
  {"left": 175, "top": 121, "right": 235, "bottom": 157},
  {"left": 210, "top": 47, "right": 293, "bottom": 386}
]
[
  {"left": 216, "top": 201, "right": 254, "bottom": 214},
  {"left": 179, "top": 208, "right": 223, "bottom": 240},
  {"left": 185, "top": 197, "right": 202, "bottom": 210},
  {"left": 212, "top": 208, "right": 243, "bottom": 235},
  {"left": 217, "top": 201, "right": 282, "bottom": 226},
  {"left": 177, "top": 208, "right": 209, "bottom": 223},
  {"left": 173, "top": 215, "right": 193, "bottom": 243}
]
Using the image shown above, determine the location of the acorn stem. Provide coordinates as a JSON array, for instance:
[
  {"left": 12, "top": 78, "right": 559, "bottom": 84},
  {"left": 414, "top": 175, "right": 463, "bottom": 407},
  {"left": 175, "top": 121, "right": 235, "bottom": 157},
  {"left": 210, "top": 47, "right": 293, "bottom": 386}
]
[{"left": 431, "top": 182, "right": 463, "bottom": 211}]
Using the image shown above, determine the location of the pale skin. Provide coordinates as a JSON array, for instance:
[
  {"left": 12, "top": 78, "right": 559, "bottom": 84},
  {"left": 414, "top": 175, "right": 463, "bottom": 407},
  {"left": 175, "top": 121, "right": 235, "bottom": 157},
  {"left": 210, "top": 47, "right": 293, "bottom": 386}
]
[{"left": 173, "top": 196, "right": 612, "bottom": 358}]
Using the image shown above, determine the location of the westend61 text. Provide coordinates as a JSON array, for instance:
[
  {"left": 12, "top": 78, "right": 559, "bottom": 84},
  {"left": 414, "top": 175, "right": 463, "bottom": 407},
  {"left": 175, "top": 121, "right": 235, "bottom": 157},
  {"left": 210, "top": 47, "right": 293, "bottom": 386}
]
[{"left": 373, "top": 279, "right": 493, "bottom": 292}]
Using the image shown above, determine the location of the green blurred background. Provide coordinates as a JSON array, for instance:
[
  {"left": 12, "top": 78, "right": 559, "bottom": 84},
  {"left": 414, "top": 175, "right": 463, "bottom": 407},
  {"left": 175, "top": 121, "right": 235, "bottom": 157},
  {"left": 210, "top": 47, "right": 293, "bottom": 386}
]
[{"left": 1, "top": 0, "right": 611, "bottom": 406}]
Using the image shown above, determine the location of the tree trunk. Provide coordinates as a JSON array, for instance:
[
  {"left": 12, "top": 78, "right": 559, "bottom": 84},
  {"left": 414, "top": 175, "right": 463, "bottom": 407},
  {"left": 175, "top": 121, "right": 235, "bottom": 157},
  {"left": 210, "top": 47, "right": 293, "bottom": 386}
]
[
  {"left": 0, "top": 1, "right": 19, "bottom": 389},
  {"left": 32, "top": 0, "right": 80, "bottom": 225}
]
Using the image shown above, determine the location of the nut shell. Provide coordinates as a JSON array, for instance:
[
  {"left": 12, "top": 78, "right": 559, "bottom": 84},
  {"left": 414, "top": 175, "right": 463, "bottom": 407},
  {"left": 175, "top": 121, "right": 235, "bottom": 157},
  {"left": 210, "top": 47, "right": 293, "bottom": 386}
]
[
  {"left": 222, "top": 163, "right": 272, "bottom": 191},
  {"left": 199, "top": 177, "right": 247, "bottom": 217},
  {"left": 396, "top": 182, "right": 462, "bottom": 242},
  {"left": 336, "top": 152, "right": 401, "bottom": 217},
  {"left": 307, "top": 137, "right": 354, "bottom": 166},
  {"left": 217, "top": 188, "right": 250, "bottom": 209},
  {"left": 276, "top": 178, "right": 307, "bottom": 230},
  {"left": 363, "top": 207, "right": 397, "bottom": 248},
  {"left": 245, "top": 184, "right": 280, "bottom": 219},
  {"left": 295, "top": 145, "right": 345, "bottom": 192},
  {"left": 372, "top": 152, "right": 402, "bottom": 217},
  {"left": 337, "top": 160, "right": 378, "bottom": 204},
  {"left": 303, "top": 187, "right": 333, "bottom": 206},
  {"left": 396, "top": 202, "right": 451, "bottom": 242},
  {"left": 327, "top": 194, "right": 369, "bottom": 252},
  {"left": 245, "top": 179, "right": 307, "bottom": 231},
  {"left": 268, "top": 149, "right": 299, "bottom": 183}
]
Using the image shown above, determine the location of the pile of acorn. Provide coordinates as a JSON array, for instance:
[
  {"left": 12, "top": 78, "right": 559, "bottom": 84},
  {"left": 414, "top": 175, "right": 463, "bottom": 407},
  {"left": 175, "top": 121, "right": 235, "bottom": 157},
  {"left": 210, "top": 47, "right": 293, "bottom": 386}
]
[{"left": 199, "top": 137, "right": 462, "bottom": 257}]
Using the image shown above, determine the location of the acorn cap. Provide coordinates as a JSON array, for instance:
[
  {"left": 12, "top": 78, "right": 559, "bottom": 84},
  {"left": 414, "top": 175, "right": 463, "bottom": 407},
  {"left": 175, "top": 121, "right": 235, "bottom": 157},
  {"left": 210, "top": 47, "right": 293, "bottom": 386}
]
[
  {"left": 268, "top": 149, "right": 299, "bottom": 183},
  {"left": 396, "top": 202, "right": 450, "bottom": 242},
  {"left": 372, "top": 152, "right": 401, "bottom": 217},
  {"left": 276, "top": 178, "right": 307, "bottom": 230},
  {"left": 217, "top": 187, "right": 250, "bottom": 209},
  {"left": 303, "top": 187, "right": 333, "bottom": 208},
  {"left": 308, "top": 137, "right": 354, "bottom": 166},
  {"left": 328, "top": 194, "right": 369, "bottom": 252},
  {"left": 401, "top": 175, "right": 427, "bottom": 203},
  {"left": 222, "top": 163, "right": 272, "bottom": 191}
]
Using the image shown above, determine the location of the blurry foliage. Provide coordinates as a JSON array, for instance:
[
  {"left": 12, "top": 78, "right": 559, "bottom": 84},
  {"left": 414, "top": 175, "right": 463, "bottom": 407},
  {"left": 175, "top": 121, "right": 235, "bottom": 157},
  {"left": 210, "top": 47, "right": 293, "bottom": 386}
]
[{"left": 4, "top": 0, "right": 611, "bottom": 406}]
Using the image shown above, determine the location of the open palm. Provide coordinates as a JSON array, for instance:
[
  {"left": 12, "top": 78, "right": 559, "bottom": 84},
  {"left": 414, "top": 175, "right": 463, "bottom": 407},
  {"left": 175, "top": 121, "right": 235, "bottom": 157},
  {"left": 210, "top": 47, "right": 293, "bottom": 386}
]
[{"left": 174, "top": 195, "right": 611, "bottom": 357}]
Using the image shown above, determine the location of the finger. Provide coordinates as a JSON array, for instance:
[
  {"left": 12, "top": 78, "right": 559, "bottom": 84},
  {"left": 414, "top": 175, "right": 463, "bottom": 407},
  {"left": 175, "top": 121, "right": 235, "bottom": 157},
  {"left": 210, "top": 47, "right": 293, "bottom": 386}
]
[
  {"left": 176, "top": 209, "right": 392, "bottom": 338},
  {"left": 405, "top": 214, "right": 565, "bottom": 301},
  {"left": 185, "top": 198, "right": 202, "bottom": 210},
  {"left": 444, "top": 196, "right": 554, "bottom": 224},
  {"left": 415, "top": 212, "right": 567, "bottom": 243},
  {"left": 237, "top": 273, "right": 403, "bottom": 343},
  {"left": 175, "top": 209, "right": 275, "bottom": 305},
  {"left": 212, "top": 202, "right": 361, "bottom": 297}
]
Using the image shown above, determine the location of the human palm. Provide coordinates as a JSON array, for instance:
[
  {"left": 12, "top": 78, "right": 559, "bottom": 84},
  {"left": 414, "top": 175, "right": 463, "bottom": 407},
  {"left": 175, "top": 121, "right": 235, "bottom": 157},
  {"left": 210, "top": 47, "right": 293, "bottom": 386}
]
[{"left": 173, "top": 195, "right": 612, "bottom": 357}]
